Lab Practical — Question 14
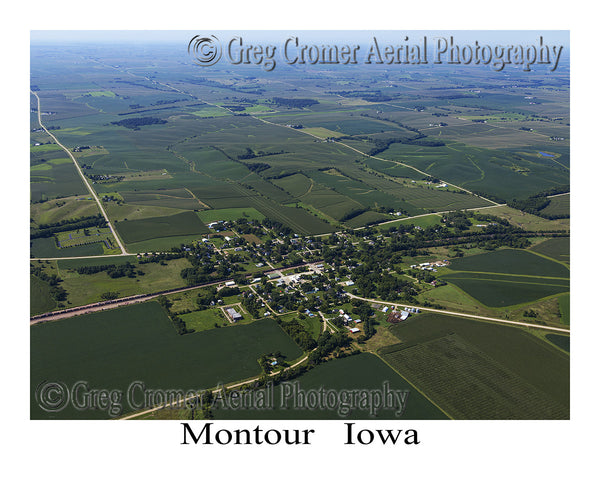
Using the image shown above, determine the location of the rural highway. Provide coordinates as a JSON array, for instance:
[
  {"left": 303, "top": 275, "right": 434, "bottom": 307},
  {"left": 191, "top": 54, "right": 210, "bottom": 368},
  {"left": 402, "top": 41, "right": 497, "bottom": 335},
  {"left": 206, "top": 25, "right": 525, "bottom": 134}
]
[
  {"left": 31, "top": 90, "right": 128, "bottom": 255},
  {"left": 345, "top": 292, "right": 570, "bottom": 333}
]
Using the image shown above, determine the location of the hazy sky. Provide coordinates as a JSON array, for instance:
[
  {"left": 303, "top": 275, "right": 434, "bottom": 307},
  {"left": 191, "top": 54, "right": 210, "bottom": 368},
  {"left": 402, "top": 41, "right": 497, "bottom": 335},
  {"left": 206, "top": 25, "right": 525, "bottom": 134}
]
[{"left": 30, "top": 30, "right": 570, "bottom": 47}]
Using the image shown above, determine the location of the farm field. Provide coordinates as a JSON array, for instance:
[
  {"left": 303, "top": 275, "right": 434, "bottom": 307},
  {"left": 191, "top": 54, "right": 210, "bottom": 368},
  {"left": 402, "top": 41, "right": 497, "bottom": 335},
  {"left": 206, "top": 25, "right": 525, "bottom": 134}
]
[
  {"left": 439, "top": 249, "right": 569, "bottom": 308},
  {"left": 382, "top": 312, "right": 569, "bottom": 419},
  {"left": 474, "top": 205, "right": 570, "bottom": 231},
  {"left": 213, "top": 353, "right": 448, "bottom": 420},
  {"left": 377, "top": 142, "right": 569, "bottom": 201},
  {"left": 115, "top": 211, "right": 209, "bottom": 245},
  {"left": 29, "top": 35, "right": 570, "bottom": 424},
  {"left": 446, "top": 248, "right": 569, "bottom": 277},
  {"left": 31, "top": 237, "right": 105, "bottom": 258},
  {"left": 31, "top": 302, "right": 303, "bottom": 419},
  {"left": 529, "top": 237, "right": 570, "bottom": 264},
  {"left": 30, "top": 275, "right": 57, "bottom": 315},
  {"left": 540, "top": 194, "right": 570, "bottom": 217}
]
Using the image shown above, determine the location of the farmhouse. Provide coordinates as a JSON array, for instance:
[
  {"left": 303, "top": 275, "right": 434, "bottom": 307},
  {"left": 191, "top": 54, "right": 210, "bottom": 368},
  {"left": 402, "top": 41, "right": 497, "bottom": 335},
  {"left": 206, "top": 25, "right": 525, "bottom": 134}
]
[{"left": 225, "top": 307, "right": 242, "bottom": 322}]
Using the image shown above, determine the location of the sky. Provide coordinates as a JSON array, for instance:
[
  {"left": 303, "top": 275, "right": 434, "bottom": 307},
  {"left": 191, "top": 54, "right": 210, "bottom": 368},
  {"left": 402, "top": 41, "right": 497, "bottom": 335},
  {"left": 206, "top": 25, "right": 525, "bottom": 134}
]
[{"left": 30, "top": 30, "right": 570, "bottom": 47}]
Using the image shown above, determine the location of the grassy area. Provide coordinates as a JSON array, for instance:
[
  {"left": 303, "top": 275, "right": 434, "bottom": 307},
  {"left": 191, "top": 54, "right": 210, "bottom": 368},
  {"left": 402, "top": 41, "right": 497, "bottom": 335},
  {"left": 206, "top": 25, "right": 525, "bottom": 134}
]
[
  {"left": 558, "top": 293, "right": 570, "bottom": 325},
  {"left": 197, "top": 207, "right": 265, "bottom": 223},
  {"left": 474, "top": 205, "right": 570, "bottom": 231},
  {"left": 56, "top": 257, "right": 188, "bottom": 306},
  {"left": 30, "top": 195, "right": 100, "bottom": 226},
  {"left": 31, "top": 302, "right": 303, "bottom": 419},
  {"left": 180, "top": 309, "right": 228, "bottom": 332}
]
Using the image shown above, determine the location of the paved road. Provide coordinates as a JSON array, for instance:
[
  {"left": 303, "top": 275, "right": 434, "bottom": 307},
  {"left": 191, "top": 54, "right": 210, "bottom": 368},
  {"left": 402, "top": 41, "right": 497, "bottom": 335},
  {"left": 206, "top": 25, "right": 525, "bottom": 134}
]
[{"left": 31, "top": 91, "right": 128, "bottom": 255}]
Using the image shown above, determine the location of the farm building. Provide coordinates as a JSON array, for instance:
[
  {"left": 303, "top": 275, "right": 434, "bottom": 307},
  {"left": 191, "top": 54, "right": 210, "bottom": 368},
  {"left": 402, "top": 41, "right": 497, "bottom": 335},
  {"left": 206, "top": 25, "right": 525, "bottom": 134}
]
[
  {"left": 225, "top": 281, "right": 236, "bottom": 287},
  {"left": 387, "top": 310, "right": 410, "bottom": 323},
  {"left": 349, "top": 327, "right": 360, "bottom": 333},
  {"left": 225, "top": 307, "right": 242, "bottom": 322}
]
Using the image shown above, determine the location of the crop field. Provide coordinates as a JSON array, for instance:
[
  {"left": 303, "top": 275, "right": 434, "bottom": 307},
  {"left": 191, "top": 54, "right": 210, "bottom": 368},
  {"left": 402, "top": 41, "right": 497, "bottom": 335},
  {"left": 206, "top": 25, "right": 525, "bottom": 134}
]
[
  {"left": 529, "top": 237, "right": 570, "bottom": 264},
  {"left": 383, "top": 312, "right": 569, "bottom": 419},
  {"left": 115, "top": 211, "right": 209, "bottom": 245},
  {"left": 31, "top": 237, "right": 105, "bottom": 258},
  {"left": 446, "top": 248, "right": 569, "bottom": 277},
  {"left": 546, "top": 334, "right": 570, "bottom": 353},
  {"left": 31, "top": 161, "right": 88, "bottom": 202},
  {"left": 439, "top": 249, "right": 569, "bottom": 307},
  {"left": 439, "top": 273, "right": 569, "bottom": 307},
  {"left": 31, "top": 302, "right": 303, "bottom": 419},
  {"left": 30, "top": 275, "right": 57, "bottom": 315},
  {"left": 378, "top": 142, "right": 569, "bottom": 201},
  {"left": 120, "top": 189, "right": 205, "bottom": 210},
  {"left": 214, "top": 353, "right": 448, "bottom": 420},
  {"left": 539, "top": 194, "right": 570, "bottom": 217}
]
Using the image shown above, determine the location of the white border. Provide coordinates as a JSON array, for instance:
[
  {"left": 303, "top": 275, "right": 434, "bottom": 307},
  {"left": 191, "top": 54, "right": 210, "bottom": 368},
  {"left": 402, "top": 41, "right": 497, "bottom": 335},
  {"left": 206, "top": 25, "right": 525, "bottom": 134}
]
[{"left": 5, "top": 0, "right": 595, "bottom": 477}]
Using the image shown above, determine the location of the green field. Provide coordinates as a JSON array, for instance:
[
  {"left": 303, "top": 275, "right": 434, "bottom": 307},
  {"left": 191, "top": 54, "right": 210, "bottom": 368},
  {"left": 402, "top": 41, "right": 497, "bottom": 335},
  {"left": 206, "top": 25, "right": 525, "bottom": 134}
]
[
  {"left": 540, "top": 194, "right": 570, "bottom": 217},
  {"left": 558, "top": 293, "right": 570, "bottom": 325},
  {"left": 57, "top": 257, "right": 190, "bottom": 306},
  {"left": 440, "top": 249, "right": 570, "bottom": 307},
  {"left": 529, "top": 237, "right": 570, "bottom": 264},
  {"left": 180, "top": 309, "right": 228, "bottom": 332},
  {"left": 198, "top": 207, "right": 266, "bottom": 223},
  {"left": 115, "top": 211, "right": 209, "bottom": 245},
  {"left": 213, "top": 353, "right": 448, "bottom": 420},
  {"left": 31, "top": 302, "right": 303, "bottom": 419},
  {"left": 447, "top": 248, "right": 569, "bottom": 277},
  {"left": 31, "top": 237, "right": 105, "bottom": 258},
  {"left": 440, "top": 272, "right": 569, "bottom": 307},
  {"left": 30, "top": 275, "right": 57, "bottom": 315},
  {"left": 382, "top": 312, "right": 569, "bottom": 419}
]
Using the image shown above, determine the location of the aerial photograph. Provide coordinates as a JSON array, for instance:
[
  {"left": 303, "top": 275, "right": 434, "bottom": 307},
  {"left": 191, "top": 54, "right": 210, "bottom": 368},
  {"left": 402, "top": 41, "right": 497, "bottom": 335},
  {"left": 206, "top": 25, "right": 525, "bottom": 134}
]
[{"left": 29, "top": 30, "right": 570, "bottom": 421}]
